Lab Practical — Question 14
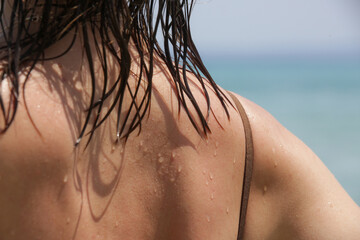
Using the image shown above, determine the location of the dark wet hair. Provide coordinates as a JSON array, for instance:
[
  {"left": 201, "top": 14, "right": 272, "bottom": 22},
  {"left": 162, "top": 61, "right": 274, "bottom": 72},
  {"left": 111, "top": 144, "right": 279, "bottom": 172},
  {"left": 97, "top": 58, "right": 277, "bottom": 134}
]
[{"left": 0, "top": 0, "right": 229, "bottom": 145}]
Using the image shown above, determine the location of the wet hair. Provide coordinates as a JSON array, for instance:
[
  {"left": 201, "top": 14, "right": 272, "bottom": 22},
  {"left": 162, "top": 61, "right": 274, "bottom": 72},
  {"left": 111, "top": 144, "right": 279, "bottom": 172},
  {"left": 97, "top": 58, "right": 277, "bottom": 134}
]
[{"left": 0, "top": 0, "right": 229, "bottom": 145}]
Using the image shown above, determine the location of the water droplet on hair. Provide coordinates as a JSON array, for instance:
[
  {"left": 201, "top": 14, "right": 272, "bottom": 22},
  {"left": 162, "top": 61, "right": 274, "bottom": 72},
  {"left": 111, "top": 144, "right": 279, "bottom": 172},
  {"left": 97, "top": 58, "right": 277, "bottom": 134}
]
[
  {"left": 63, "top": 175, "right": 68, "bottom": 183},
  {"left": 206, "top": 216, "right": 211, "bottom": 222},
  {"left": 75, "top": 81, "right": 82, "bottom": 91}
]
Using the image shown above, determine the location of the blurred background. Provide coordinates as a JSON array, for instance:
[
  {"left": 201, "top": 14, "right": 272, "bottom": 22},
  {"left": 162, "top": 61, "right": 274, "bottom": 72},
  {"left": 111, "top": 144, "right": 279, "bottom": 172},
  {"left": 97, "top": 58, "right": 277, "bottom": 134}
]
[{"left": 190, "top": 0, "right": 360, "bottom": 204}]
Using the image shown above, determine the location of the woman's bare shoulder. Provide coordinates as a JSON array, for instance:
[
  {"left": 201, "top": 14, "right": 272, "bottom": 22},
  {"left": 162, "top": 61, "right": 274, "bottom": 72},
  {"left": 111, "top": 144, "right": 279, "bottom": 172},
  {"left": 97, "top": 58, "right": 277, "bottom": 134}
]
[
  {"left": 230, "top": 92, "right": 360, "bottom": 239},
  {"left": 0, "top": 67, "right": 79, "bottom": 169}
]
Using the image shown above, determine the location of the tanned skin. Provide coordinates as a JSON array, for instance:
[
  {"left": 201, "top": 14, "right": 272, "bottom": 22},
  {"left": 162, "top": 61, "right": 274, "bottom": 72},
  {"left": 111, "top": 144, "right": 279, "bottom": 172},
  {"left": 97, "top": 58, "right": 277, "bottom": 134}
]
[{"left": 1, "top": 35, "right": 359, "bottom": 240}]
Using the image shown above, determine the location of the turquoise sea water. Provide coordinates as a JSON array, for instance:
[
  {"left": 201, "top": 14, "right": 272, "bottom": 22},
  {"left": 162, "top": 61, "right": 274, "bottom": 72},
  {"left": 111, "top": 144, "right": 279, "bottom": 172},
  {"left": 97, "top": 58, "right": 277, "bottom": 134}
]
[{"left": 203, "top": 55, "right": 360, "bottom": 205}]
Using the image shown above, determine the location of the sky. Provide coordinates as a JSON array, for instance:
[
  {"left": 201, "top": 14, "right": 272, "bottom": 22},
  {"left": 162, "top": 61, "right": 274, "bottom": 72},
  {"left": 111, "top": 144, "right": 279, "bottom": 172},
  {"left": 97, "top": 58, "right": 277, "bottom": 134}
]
[{"left": 190, "top": 0, "right": 360, "bottom": 57}]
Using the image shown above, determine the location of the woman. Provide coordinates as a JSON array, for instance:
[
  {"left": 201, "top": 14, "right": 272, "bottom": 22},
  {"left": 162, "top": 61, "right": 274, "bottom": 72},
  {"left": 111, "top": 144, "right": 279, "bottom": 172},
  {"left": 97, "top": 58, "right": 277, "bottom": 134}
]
[{"left": 1, "top": 0, "right": 359, "bottom": 239}]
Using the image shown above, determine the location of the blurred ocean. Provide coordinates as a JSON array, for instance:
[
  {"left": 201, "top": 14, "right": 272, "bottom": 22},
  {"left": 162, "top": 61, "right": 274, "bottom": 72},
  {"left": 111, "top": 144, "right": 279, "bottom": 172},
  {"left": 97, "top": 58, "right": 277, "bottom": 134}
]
[{"left": 203, "top": 55, "right": 360, "bottom": 205}]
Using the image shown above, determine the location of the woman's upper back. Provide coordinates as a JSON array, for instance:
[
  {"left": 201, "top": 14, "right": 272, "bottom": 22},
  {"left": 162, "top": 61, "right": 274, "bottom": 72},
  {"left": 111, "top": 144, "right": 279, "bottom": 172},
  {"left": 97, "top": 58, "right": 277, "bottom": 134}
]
[
  {"left": 2, "top": 48, "right": 360, "bottom": 240},
  {"left": 1, "top": 3, "right": 360, "bottom": 237},
  {"left": 0, "top": 42, "right": 248, "bottom": 239}
]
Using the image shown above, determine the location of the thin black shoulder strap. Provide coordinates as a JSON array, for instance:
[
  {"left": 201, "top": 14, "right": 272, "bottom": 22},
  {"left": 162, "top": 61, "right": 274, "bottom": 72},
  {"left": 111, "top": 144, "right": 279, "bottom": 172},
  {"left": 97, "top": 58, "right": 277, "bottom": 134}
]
[{"left": 227, "top": 91, "right": 254, "bottom": 240}]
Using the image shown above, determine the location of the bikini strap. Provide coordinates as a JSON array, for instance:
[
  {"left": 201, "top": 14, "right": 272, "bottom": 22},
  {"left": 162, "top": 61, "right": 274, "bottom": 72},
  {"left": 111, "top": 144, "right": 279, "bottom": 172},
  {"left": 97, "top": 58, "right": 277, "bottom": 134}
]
[{"left": 227, "top": 91, "right": 254, "bottom": 240}]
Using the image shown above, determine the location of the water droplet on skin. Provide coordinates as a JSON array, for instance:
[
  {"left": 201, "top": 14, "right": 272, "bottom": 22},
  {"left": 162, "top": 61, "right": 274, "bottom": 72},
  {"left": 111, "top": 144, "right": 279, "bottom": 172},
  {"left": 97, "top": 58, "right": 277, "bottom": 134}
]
[
  {"left": 233, "top": 158, "right": 236, "bottom": 164},
  {"left": 111, "top": 145, "right": 116, "bottom": 152},
  {"left": 66, "top": 217, "right": 70, "bottom": 224},
  {"left": 202, "top": 170, "right": 206, "bottom": 175},
  {"left": 115, "top": 221, "right": 119, "bottom": 227},
  {"left": 158, "top": 157, "right": 164, "bottom": 163},
  {"left": 205, "top": 181, "right": 209, "bottom": 186},
  {"left": 171, "top": 152, "right": 176, "bottom": 159},
  {"left": 209, "top": 172, "right": 214, "bottom": 180},
  {"left": 215, "top": 141, "right": 219, "bottom": 148},
  {"left": 63, "top": 175, "right": 68, "bottom": 183},
  {"left": 226, "top": 207, "right": 229, "bottom": 214},
  {"left": 274, "top": 162, "right": 278, "bottom": 168},
  {"left": 36, "top": 104, "right": 40, "bottom": 109},
  {"left": 210, "top": 193, "right": 214, "bottom": 200},
  {"left": 139, "top": 140, "right": 144, "bottom": 147},
  {"left": 263, "top": 185, "right": 268, "bottom": 193},
  {"left": 272, "top": 147, "right": 276, "bottom": 154},
  {"left": 170, "top": 177, "right": 175, "bottom": 182},
  {"left": 178, "top": 166, "right": 182, "bottom": 173},
  {"left": 213, "top": 150, "right": 217, "bottom": 157},
  {"left": 75, "top": 81, "right": 82, "bottom": 91},
  {"left": 328, "top": 201, "right": 334, "bottom": 208},
  {"left": 206, "top": 139, "right": 209, "bottom": 145},
  {"left": 206, "top": 216, "right": 211, "bottom": 222}
]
